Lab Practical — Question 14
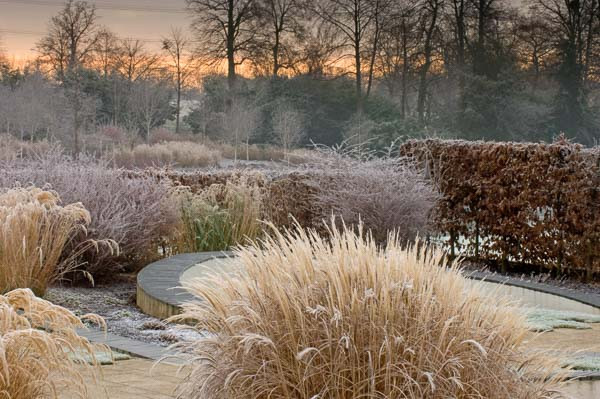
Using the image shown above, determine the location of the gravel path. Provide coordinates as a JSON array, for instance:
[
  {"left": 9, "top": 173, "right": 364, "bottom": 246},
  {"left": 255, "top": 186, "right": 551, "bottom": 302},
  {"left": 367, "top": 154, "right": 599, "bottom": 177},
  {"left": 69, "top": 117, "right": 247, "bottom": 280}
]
[{"left": 45, "top": 278, "right": 202, "bottom": 347}]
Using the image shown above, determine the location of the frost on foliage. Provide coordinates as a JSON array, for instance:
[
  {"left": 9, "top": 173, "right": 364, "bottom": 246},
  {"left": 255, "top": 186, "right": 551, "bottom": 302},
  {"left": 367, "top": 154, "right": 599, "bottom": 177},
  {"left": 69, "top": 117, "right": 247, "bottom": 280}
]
[
  {"left": 562, "top": 355, "right": 600, "bottom": 371},
  {"left": 524, "top": 308, "right": 600, "bottom": 332}
]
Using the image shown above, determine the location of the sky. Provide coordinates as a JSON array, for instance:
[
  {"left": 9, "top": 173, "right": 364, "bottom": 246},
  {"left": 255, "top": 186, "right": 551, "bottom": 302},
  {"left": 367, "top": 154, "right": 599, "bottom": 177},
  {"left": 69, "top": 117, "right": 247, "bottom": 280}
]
[{"left": 0, "top": 0, "right": 191, "bottom": 62}]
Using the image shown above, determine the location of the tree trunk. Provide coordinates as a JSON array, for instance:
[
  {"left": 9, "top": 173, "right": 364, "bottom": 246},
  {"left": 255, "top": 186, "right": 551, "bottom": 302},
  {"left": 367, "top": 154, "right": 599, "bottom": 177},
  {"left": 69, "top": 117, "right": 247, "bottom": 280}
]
[
  {"left": 454, "top": 0, "right": 466, "bottom": 114},
  {"left": 417, "top": 1, "right": 438, "bottom": 124},
  {"left": 473, "top": 0, "right": 488, "bottom": 77},
  {"left": 366, "top": 0, "right": 380, "bottom": 98},
  {"left": 74, "top": 107, "right": 81, "bottom": 154},
  {"left": 532, "top": 51, "right": 540, "bottom": 91},
  {"left": 227, "top": 0, "right": 237, "bottom": 91},
  {"left": 273, "top": 29, "right": 280, "bottom": 77},
  {"left": 355, "top": 37, "right": 363, "bottom": 114},
  {"left": 176, "top": 70, "right": 181, "bottom": 133},
  {"left": 401, "top": 21, "right": 409, "bottom": 119},
  {"left": 246, "top": 138, "right": 249, "bottom": 161}
]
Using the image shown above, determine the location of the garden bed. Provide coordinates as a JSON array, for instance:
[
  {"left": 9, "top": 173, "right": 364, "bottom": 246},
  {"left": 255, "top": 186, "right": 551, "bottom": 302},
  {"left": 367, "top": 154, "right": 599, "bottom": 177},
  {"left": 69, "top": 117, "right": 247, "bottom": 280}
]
[{"left": 45, "top": 278, "right": 203, "bottom": 347}]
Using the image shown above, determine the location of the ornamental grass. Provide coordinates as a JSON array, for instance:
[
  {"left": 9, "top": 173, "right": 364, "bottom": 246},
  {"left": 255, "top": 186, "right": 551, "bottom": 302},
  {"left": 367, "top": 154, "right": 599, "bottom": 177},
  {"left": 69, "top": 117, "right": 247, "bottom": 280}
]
[
  {"left": 0, "top": 288, "right": 104, "bottom": 399},
  {"left": 0, "top": 187, "right": 113, "bottom": 295},
  {"left": 171, "top": 223, "right": 566, "bottom": 398}
]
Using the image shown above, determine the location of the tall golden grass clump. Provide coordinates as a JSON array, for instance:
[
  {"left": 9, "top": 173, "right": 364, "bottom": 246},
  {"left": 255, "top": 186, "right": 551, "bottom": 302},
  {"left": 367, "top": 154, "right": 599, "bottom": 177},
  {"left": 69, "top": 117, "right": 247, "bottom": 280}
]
[
  {"left": 0, "top": 187, "right": 99, "bottom": 295},
  {"left": 172, "top": 224, "right": 566, "bottom": 398},
  {"left": 0, "top": 288, "right": 104, "bottom": 399}
]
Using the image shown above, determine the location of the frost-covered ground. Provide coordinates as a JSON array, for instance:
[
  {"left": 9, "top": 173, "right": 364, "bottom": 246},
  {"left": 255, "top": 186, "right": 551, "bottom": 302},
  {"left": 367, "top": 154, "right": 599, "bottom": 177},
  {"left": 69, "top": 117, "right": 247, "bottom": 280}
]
[
  {"left": 45, "top": 281, "right": 204, "bottom": 347},
  {"left": 525, "top": 308, "right": 600, "bottom": 332}
]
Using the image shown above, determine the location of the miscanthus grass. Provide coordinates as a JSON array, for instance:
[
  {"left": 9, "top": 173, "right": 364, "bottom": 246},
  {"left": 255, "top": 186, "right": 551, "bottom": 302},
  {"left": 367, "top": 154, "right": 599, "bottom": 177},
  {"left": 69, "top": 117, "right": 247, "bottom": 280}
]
[
  {"left": 0, "top": 288, "right": 105, "bottom": 399},
  {"left": 170, "top": 223, "right": 567, "bottom": 399},
  {"left": 0, "top": 187, "right": 116, "bottom": 295}
]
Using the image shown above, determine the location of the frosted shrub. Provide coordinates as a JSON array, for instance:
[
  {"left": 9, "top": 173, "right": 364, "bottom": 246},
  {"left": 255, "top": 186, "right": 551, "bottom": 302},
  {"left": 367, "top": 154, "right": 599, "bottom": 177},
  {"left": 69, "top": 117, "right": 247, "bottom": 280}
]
[
  {"left": 0, "top": 152, "right": 177, "bottom": 279},
  {"left": 309, "top": 147, "right": 439, "bottom": 243}
]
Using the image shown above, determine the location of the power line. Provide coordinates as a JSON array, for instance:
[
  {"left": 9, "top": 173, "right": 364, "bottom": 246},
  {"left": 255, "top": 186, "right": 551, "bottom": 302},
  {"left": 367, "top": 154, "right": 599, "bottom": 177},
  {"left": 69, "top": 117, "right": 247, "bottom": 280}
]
[{"left": 0, "top": 0, "right": 189, "bottom": 14}]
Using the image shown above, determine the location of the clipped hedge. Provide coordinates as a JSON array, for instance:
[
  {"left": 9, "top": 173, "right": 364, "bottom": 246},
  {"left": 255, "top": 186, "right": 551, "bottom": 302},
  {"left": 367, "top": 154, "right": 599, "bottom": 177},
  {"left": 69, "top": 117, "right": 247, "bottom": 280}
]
[{"left": 400, "top": 138, "right": 600, "bottom": 277}]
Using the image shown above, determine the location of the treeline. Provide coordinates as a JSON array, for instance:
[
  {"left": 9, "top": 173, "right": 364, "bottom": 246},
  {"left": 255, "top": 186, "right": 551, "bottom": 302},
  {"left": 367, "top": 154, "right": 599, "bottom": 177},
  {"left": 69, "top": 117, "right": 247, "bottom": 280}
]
[{"left": 1, "top": 0, "right": 599, "bottom": 153}]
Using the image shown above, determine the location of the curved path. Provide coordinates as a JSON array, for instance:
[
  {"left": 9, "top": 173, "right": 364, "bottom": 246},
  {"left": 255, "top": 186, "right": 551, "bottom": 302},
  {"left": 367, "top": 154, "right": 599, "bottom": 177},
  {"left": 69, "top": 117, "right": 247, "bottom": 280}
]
[{"left": 137, "top": 251, "right": 233, "bottom": 320}]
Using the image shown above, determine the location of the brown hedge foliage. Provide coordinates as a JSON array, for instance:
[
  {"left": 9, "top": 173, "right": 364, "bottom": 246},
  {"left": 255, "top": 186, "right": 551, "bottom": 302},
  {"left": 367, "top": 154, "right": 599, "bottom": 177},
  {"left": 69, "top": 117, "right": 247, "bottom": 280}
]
[
  {"left": 264, "top": 173, "right": 321, "bottom": 230},
  {"left": 399, "top": 138, "right": 600, "bottom": 276}
]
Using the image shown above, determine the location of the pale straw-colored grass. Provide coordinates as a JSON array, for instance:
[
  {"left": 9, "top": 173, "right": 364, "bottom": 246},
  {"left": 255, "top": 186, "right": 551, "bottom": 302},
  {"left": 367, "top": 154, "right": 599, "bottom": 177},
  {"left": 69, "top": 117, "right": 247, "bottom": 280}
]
[
  {"left": 171, "top": 223, "right": 567, "bottom": 398},
  {"left": 0, "top": 288, "right": 105, "bottom": 399},
  {"left": 0, "top": 187, "right": 114, "bottom": 295},
  {"left": 111, "top": 141, "right": 222, "bottom": 169}
]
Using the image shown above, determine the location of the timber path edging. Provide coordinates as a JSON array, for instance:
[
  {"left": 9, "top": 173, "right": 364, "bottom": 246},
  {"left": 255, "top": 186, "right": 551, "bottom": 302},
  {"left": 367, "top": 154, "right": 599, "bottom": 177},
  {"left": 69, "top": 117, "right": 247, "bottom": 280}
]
[
  {"left": 466, "top": 270, "right": 600, "bottom": 310},
  {"left": 138, "top": 252, "right": 600, "bottom": 319},
  {"left": 136, "top": 251, "right": 233, "bottom": 320}
]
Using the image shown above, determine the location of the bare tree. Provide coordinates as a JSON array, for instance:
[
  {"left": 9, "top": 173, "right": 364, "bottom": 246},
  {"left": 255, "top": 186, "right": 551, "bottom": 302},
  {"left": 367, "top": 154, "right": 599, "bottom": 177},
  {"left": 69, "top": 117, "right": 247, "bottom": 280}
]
[
  {"left": 254, "top": 0, "right": 304, "bottom": 77},
  {"left": 93, "top": 28, "right": 120, "bottom": 78},
  {"left": 315, "top": 0, "right": 380, "bottom": 112},
  {"left": 162, "top": 28, "right": 197, "bottom": 133},
  {"left": 222, "top": 99, "right": 259, "bottom": 161},
  {"left": 515, "top": 8, "right": 553, "bottom": 90},
  {"left": 186, "top": 0, "right": 258, "bottom": 90},
  {"left": 106, "top": 39, "right": 160, "bottom": 128},
  {"left": 299, "top": 19, "right": 346, "bottom": 76},
  {"left": 272, "top": 101, "right": 303, "bottom": 161},
  {"left": 448, "top": 0, "right": 469, "bottom": 114},
  {"left": 126, "top": 78, "right": 173, "bottom": 142},
  {"left": 116, "top": 39, "right": 160, "bottom": 83},
  {"left": 416, "top": 0, "right": 443, "bottom": 124},
  {"left": 377, "top": 2, "right": 419, "bottom": 118},
  {"left": 533, "top": 0, "right": 600, "bottom": 138},
  {"left": 470, "top": 0, "right": 500, "bottom": 77},
  {"left": 36, "top": 0, "right": 99, "bottom": 153},
  {"left": 36, "top": 0, "right": 99, "bottom": 79},
  {"left": 365, "top": 0, "right": 394, "bottom": 97},
  {"left": 9, "top": 72, "right": 59, "bottom": 140}
]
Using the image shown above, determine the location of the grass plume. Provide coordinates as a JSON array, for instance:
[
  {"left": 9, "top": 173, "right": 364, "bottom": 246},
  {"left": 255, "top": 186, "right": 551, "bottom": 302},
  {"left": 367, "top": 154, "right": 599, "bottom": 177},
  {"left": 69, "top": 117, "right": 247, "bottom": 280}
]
[
  {"left": 0, "top": 288, "right": 104, "bottom": 399},
  {"left": 171, "top": 223, "right": 566, "bottom": 398},
  {"left": 111, "top": 141, "right": 221, "bottom": 169},
  {"left": 0, "top": 187, "right": 112, "bottom": 295}
]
